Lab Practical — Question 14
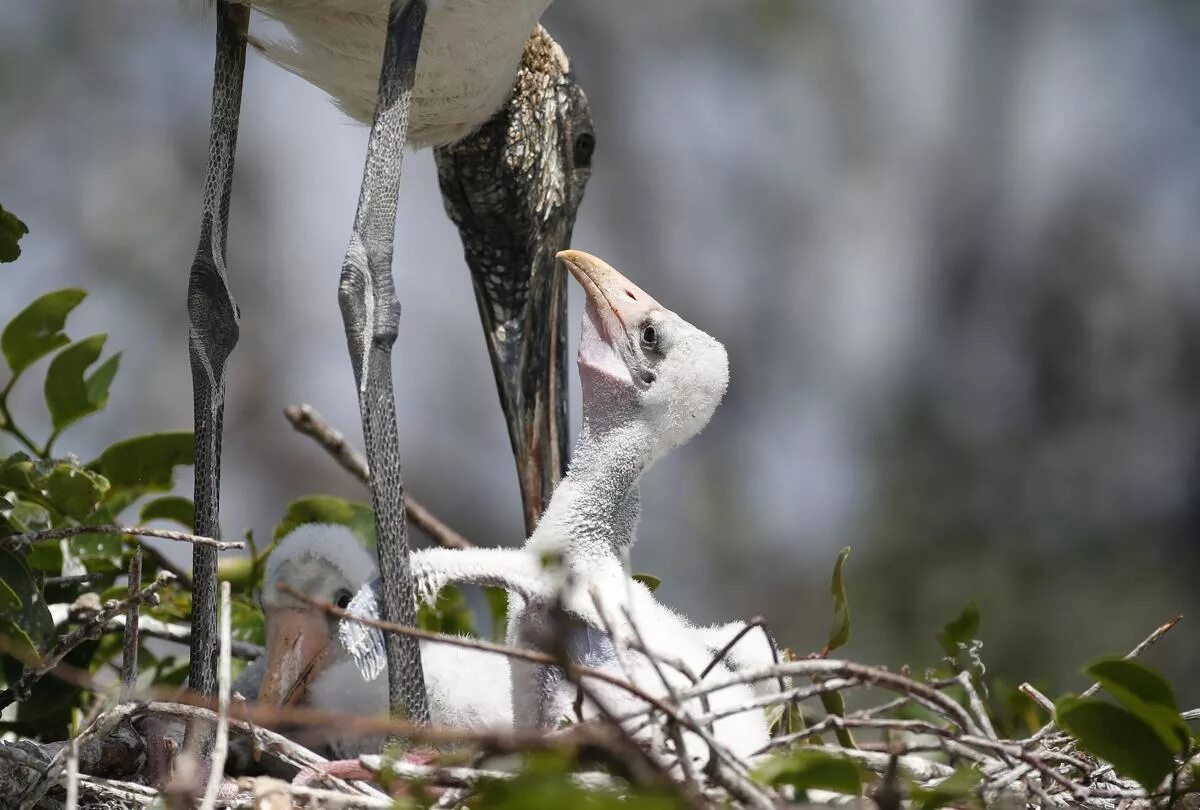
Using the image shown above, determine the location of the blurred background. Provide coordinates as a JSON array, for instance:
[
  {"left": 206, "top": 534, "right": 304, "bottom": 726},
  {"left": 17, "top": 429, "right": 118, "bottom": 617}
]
[{"left": 1, "top": 1, "right": 1198, "bottom": 707}]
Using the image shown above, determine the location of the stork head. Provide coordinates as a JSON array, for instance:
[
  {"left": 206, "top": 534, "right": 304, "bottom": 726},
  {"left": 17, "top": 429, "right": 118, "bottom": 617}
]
[
  {"left": 257, "top": 524, "right": 377, "bottom": 706},
  {"left": 558, "top": 250, "right": 730, "bottom": 456}
]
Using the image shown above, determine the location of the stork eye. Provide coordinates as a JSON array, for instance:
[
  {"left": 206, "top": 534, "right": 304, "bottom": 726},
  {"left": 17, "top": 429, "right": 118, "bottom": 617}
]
[
  {"left": 640, "top": 324, "right": 659, "bottom": 348},
  {"left": 573, "top": 130, "right": 595, "bottom": 167},
  {"left": 334, "top": 589, "right": 353, "bottom": 610}
]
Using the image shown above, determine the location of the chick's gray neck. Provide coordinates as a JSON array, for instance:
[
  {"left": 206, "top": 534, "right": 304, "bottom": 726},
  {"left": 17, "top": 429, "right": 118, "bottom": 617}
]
[{"left": 528, "top": 416, "right": 653, "bottom": 566}]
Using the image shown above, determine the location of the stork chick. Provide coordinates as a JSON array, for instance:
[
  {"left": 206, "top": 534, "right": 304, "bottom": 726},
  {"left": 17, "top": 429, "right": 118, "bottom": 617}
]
[
  {"left": 344, "top": 251, "right": 775, "bottom": 761},
  {"left": 239, "top": 524, "right": 513, "bottom": 758}
]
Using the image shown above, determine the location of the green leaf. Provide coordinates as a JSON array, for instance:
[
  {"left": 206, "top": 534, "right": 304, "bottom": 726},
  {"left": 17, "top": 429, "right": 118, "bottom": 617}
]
[
  {"left": 68, "top": 532, "right": 125, "bottom": 573},
  {"left": 418, "top": 584, "right": 476, "bottom": 637},
  {"left": 273, "top": 495, "right": 375, "bottom": 547},
  {"left": 1056, "top": 695, "right": 1175, "bottom": 792},
  {"left": 1, "top": 289, "right": 86, "bottom": 376},
  {"left": 25, "top": 539, "right": 64, "bottom": 573},
  {"left": 3, "top": 499, "right": 51, "bottom": 533},
  {"left": 90, "top": 431, "right": 194, "bottom": 493},
  {"left": 139, "top": 495, "right": 195, "bottom": 531},
  {"left": 753, "top": 749, "right": 862, "bottom": 796},
  {"left": 0, "top": 204, "right": 29, "bottom": 263},
  {"left": 632, "top": 573, "right": 661, "bottom": 593},
  {"left": 43, "top": 463, "right": 109, "bottom": 520},
  {"left": 0, "top": 547, "right": 54, "bottom": 652},
  {"left": 484, "top": 586, "right": 508, "bottom": 642},
  {"left": 824, "top": 546, "right": 851, "bottom": 654},
  {"left": 911, "top": 766, "right": 983, "bottom": 810},
  {"left": 937, "top": 600, "right": 981, "bottom": 657},
  {"left": 231, "top": 595, "right": 265, "bottom": 646},
  {"left": 44, "top": 335, "right": 114, "bottom": 431},
  {"left": 1085, "top": 658, "right": 1190, "bottom": 751}
]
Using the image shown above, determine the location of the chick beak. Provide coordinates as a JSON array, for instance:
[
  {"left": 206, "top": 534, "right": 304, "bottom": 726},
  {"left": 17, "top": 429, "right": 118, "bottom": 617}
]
[
  {"left": 258, "top": 608, "right": 331, "bottom": 707},
  {"left": 557, "top": 250, "right": 662, "bottom": 388}
]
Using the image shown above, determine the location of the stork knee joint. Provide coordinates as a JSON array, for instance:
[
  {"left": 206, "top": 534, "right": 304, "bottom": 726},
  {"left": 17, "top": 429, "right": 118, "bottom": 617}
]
[{"left": 187, "top": 251, "right": 240, "bottom": 368}]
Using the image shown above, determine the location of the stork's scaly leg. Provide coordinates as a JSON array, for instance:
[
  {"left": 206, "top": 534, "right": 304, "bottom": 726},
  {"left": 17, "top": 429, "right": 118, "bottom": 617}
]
[
  {"left": 187, "top": 0, "right": 249, "bottom": 701},
  {"left": 337, "top": 0, "right": 430, "bottom": 724}
]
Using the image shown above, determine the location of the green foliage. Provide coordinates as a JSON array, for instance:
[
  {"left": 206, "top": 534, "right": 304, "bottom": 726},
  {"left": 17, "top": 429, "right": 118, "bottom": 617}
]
[
  {"left": 0, "top": 275, "right": 197, "bottom": 740},
  {"left": 631, "top": 572, "right": 661, "bottom": 593},
  {"left": 1053, "top": 657, "right": 1191, "bottom": 794},
  {"left": 139, "top": 495, "right": 195, "bottom": 530},
  {"left": 1084, "top": 658, "right": 1190, "bottom": 751},
  {"left": 2, "top": 289, "right": 86, "bottom": 379},
  {"left": 0, "top": 204, "right": 29, "bottom": 263},
  {"left": 274, "top": 494, "right": 376, "bottom": 547},
  {"left": 909, "top": 766, "right": 983, "bottom": 810},
  {"left": 1056, "top": 696, "right": 1176, "bottom": 792},
  {"left": 936, "top": 600, "right": 980, "bottom": 658},
  {"left": 417, "top": 581, "right": 475, "bottom": 636},
  {"left": 822, "top": 546, "right": 851, "bottom": 655},
  {"left": 471, "top": 752, "right": 685, "bottom": 809},
  {"left": 44, "top": 335, "right": 120, "bottom": 437},
  {"left": 753, "top": 748, "right": 864, "bottom": 798}
]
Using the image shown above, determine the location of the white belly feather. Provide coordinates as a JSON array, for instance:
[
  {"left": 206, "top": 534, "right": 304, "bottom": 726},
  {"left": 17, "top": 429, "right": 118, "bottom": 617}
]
[{"left": 231, "top": 0, "right": 553, "bottom": 145}]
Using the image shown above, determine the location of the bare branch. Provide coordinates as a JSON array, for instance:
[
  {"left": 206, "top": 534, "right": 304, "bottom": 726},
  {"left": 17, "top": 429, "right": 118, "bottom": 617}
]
[
  {"left": 120, "top": 549, "right": 142, "bottom": 703},
  {"left": 0, "top": 571, "right": 176, "bottom": 710},
  {"left": 277, "top": 582, "right": 678, "bottom": 718},
  {"left": 104, "top": 613, "right": 263, "bottom": 661},
  {"left": 283, "top": 403, "right": 473, "bottom": 549},
  {"left": 1, "top": 525, "right": 243, "bottom": 551}
]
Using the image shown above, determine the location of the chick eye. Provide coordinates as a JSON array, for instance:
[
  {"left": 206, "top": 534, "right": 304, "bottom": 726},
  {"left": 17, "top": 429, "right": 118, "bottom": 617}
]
[
  {"left": 640, "top": 324, "right": 659, "bottom": 348},
  {"left": 334, "top": 589, "right": 353, "bottom": 610}
]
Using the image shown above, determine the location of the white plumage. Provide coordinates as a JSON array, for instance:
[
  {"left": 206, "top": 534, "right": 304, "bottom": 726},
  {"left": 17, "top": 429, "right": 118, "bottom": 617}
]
[
  {"left": 244, "top": 524, "right": 514, "bottom": 757},
  {"left": 230, "top": 0, "right": 553, "bottom": 145}
]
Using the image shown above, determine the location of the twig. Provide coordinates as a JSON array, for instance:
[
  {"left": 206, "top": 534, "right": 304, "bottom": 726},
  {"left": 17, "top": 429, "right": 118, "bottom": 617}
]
[
  {"left": 1029, "top": 616, "right": 1182, "bottom": 742},
  {"left": 283, "top": 403, "right": 473, "bottom": 549},
  {"left": 64, "top": 738, "right": 79, "bottom": 810},
  {"left": 44, "top": 573, "right": 103, "bottom": 588},
  {"left": 17, "top": 703, "right": 141, "bottom": 810},
  {"left": 1, "top": 524, "right": 243, "bottom": 551},
  {"left": 0, "top": 571, "right": 175, "bottom": 710},
  {"left": 104, "top": 613, "right": 263, "bottom": 661},
  {"left": 235, "top": 776, "right": 392, "bottom": 809},
  {"left": 199, "top": 581, "right": 232, "bottom": 810},
  {"left": 804, "top": 744, "right": 956, "bottom": 781},
  {"left": 957, "top": 670, "right": 999, "bottom": 740},
  {"left": 358, "top": 755, "right": 622, "bottom": 791},
  {"left": 130, "top": 538, "right": 193, "bottom": 589},
  {"left": 121, "top": 549, "right": 142, "bottom": 703},
  {"left": 277, "top": 583, "right": 678, "bottom": 717},
  {"left": 1019, "top": 682, "right": 1057, "bottom": 715},
  {"left": 665, "top": 658, "right": 980, "bottom": 735}
]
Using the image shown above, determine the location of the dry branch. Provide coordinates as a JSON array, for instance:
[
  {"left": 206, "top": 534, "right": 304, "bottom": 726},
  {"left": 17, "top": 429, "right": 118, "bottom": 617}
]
[
  {"left": 283, "top": 403, "right": 473, "bottom": 549},
  {"left": 1, "top": 525, "right": 243, "bottom": 551},
  {"left": 0, "top": 571, "right": 176, "bottom": 710}
]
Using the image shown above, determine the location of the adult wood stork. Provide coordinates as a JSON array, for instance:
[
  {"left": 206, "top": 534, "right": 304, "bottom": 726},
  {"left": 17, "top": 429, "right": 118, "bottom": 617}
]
[{"left": 185, "top": 0, "right": 591, "bottom": 726}]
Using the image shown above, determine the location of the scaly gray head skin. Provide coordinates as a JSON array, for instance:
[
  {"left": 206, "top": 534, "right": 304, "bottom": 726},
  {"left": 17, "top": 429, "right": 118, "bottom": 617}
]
[
  {"left": 435, "top": 26, "right": 595, "bottom": 534},
  {"left": 254, "top": 525, "right": 377, "bottom": 707}
]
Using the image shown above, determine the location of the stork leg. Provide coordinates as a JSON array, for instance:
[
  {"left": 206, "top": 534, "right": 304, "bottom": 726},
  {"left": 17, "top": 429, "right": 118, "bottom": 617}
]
[
  {"left": 337, "top": 0, "right": 430, "bottom": 724},
  {"left": 187, "top": 0, "right": 249, "bottom": 702}
]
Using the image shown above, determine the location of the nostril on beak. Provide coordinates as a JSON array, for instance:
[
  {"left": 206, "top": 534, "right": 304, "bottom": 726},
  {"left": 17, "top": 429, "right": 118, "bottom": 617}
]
[{"left": 626, "top": 289, "right": 637, "bottom": 300}]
